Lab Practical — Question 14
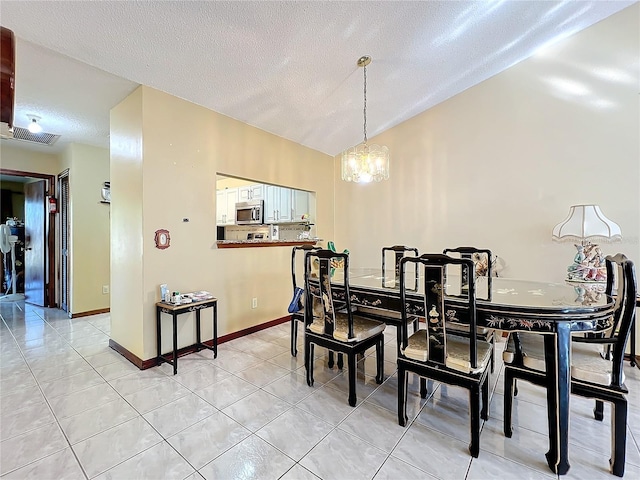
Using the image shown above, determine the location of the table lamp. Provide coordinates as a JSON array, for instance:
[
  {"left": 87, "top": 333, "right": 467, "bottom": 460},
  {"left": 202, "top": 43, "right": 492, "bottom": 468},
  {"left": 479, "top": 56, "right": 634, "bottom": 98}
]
[{"left": 552, "top": 204, "right": 622, "bottom": 283}]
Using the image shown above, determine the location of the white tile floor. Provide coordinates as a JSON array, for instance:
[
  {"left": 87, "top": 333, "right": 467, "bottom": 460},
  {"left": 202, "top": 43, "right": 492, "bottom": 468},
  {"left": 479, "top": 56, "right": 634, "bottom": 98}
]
[{"left": 1, "top": 301, "right": 640, "bottom": 479}]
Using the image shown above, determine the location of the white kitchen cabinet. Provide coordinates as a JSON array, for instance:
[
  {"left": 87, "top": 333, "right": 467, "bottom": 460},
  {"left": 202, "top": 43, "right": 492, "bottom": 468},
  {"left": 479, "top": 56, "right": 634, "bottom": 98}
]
[
  {"left": 292, "top": 190, "right": 309, "bottom": 221},
  {"left": 216, "top": 190, "right": 225, "bottom": 225},
  {"left": 225, "top": 189, "right": 238, "bottom": 224},
  {"left": 264, "top": 185, "right": 292, "bottom": 223},
  {"left": 263, "top": 185, "right": 278, "bottom": 223},
  {"left": 216, "top": 188, "right": 238, "bottom": 225},
  {"left": 238, "top": 184, "right": 264, "bottom": 201},
  {"left": 278, "top": 188, "right": 292, "bottom": 222}
]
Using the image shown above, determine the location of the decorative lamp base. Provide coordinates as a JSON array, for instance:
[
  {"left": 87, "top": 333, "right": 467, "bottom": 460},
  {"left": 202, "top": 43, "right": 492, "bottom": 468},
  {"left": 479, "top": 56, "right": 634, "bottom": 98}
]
[{"left": 566, "top": 243, "right": 607, "bottom": 283}]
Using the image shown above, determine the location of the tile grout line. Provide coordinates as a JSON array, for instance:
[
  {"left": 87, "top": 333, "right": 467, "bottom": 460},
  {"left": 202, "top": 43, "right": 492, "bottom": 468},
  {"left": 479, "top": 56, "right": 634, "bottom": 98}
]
[{"left": 0, "top": 311, "right": 90, "bottom": 479}]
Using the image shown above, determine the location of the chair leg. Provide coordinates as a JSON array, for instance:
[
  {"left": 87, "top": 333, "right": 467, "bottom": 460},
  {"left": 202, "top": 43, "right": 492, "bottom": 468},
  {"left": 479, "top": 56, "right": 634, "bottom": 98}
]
[
  {"left": 490, "top": 338, "right": 495, "bottom": 373},
  {"left": 348, "top": 353, "right": 357, "bottom": 407},
  {"left": 481, "top": 377, "right": 489, "bottom": 420},
  {"left": 594, "top": 400, "right": 604, "bottom": 421},
  {"left": 398, "top": 363, "right": 408, "bottom": 426},
  {"left": 375, "top": 338, "right": 384, "bottom": 384},
  {"left": 610, "top": 398, "right": 627, "bottom": 477},
  {"left": 291, "top": 319, "right": 298, "bottom": 357},
  {"left": 419, "top": 378, "right": 428, "bottom": 398},
  {"left": 306, "top": 341, "right": 315, "bottom": 387},
  {"left": 327, "top": 351, "right": 344, "bottom": 369},
  {"left": 503, "top": 368, "right": 514, "bottom": 438},
  {"left": 469, "top": 384, "right": 481, "bottom": 458}
]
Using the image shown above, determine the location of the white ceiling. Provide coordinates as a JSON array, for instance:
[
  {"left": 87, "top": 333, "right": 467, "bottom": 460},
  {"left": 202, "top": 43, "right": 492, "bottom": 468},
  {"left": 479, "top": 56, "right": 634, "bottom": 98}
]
[{"left": 1, "top": 1, "right": 635, "bottom": 156}]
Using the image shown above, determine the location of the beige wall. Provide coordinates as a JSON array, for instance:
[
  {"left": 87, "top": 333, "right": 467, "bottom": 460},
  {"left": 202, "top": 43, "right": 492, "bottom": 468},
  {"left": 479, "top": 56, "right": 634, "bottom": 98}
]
[
  {"left": 110, "top": 86, "right": 334, "bottom": 361},
  {"left": 62, "top": 143, "right": 111, "bottom": 314},
  {"left": 0, "top": 143, "right": 60, "bottom": 175},
  {"left": 334, "top": 4, "right": 639, "bottom": 283},
  {"left": 110, "top": 86, "right": 145, "bottom": 358}
]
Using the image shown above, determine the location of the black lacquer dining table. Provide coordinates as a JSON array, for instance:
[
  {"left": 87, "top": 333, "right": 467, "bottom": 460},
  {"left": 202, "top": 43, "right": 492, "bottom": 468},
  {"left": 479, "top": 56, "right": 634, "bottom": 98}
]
[{"left": 329, "top": 268, "right": 615, "bottom": 475}]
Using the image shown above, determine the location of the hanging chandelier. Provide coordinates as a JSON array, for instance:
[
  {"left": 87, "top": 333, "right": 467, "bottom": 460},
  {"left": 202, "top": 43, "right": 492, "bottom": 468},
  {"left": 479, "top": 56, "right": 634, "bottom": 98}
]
[{"left": 341, "top": 55, "right": 390, "bottom": 183}]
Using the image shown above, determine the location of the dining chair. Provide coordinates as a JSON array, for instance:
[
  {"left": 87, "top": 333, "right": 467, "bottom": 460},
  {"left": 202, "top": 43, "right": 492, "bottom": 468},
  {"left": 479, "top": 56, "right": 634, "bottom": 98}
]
[
  {"left": 304, "top": 249, "right": 386, "bottom": 406},
  {"left": 573, "top": 257, "right": 618, "bottom": 421},
  {"left": 397, "top": 253, "right": 492, "bottom": 457},
  {"left": 443, "top": 246, "right": 496, "bottom": 372},
  {"left": 358, "top": 245, "right": 420, "bottom": 354},
  {"left": 289, "top": 245, "right": 320, "bottom": 357},
  {"left": 502, "top": 254, "right": 637, "bottom": 477}
]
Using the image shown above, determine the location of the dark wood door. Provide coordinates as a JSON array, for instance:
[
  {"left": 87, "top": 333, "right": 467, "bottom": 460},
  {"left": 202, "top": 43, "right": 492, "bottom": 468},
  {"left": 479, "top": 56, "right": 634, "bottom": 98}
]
[{"left": 24, "top": 180, "right": 45, "bottom": 306}]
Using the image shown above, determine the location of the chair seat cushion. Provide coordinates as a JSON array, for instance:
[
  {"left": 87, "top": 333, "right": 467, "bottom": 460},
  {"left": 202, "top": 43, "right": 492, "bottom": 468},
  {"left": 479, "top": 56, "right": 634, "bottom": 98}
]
[
  {"left": 572, "top": 341, "right": 623, "bottom": 385},
  {"left": 308, "top": 313, "right": 385, "bottom": 343},
  {"left": 502, "top": 333, "right": 622, "bottom": 386},
  {"left": 502, "top": 332, "right": 547, "bottom": 371},
  {"left": 402, "top": 330, "right": 492, "bottom": 374}
]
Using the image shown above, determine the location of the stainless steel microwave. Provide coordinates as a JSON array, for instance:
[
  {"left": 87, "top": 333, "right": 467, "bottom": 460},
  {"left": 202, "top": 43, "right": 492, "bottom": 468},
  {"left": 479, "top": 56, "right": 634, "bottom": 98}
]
[{"left": 235, "top": 200, "right": 263, "bottom": 225}]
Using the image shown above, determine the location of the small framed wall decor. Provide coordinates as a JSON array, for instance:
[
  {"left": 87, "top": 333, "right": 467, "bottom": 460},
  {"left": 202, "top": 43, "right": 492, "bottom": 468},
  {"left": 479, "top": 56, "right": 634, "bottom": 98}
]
[{"left": 154, "top": 229, "right": 170, "bottom": 249}]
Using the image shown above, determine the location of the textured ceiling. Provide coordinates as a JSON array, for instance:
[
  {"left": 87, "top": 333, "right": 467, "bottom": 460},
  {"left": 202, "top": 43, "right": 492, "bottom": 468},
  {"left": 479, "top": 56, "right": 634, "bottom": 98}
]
[{"left": 0, "top": 1, "right": 635, "bottom": 156}]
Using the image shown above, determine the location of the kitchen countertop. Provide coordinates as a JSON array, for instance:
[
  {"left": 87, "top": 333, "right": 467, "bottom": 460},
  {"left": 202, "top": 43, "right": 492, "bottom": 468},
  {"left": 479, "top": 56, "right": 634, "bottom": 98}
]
[{"left": 216, "top": 238, "right": 321, "bottom": 249}]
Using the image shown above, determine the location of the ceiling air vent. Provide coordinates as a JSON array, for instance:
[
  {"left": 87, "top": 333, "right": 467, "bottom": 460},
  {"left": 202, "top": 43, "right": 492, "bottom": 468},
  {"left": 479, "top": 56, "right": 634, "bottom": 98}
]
[{"left": 10, "top": 125, "right": 60, "bottom": 146}]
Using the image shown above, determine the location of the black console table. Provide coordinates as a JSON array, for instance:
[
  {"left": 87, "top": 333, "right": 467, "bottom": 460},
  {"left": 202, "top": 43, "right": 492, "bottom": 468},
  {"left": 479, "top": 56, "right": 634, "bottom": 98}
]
[{"left": 155, "top": 297, "right": 218, "bottom": 374}]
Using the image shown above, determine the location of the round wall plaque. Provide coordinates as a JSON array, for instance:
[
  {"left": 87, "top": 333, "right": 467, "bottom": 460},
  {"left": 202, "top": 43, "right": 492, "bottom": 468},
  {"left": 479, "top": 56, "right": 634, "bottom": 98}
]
[{"left": 154, "top": 229, "right": 170, "bottom": 249}]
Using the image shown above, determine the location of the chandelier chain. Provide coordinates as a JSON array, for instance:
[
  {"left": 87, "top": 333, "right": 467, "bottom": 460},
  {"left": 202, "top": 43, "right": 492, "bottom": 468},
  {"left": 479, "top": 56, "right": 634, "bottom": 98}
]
[{"left": 363, "top": 63, "right": 367, "bottom": 143}]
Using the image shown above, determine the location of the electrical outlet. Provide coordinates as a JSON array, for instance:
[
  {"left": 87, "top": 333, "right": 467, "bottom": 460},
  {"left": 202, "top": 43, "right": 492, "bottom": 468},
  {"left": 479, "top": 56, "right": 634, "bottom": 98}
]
[
  {"left": 252, "top": 297, "right": 258, "bottom": 309},
  {"left": 102, "top": 285, "right": 110, "bottom": 294}
]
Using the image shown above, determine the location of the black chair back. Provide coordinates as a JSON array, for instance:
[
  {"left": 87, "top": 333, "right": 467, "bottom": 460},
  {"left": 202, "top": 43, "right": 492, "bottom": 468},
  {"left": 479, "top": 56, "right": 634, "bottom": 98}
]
[
  {"left": 291, "top": 245, "right": 320, "bottom": 292},
  {"left": 382, "top": 245, "right": 419, "bottom": 290},
  {"left": 400, "top": 253, "right": 478, "bottom": 368},
  {"left": 575, "top": 254, "right": 637, "bottom": 378},
  {"left": 605, "top": 254, "right": 637, "bottom": 387},
  {"left": 604, "top": 255, "right": 628, "bottom": 332},
  {"left": 304, "top": 249, "right": 354, "bottom": 339},
  {"left": 443, "top": 247, "right": 493, "bottom": 300}
]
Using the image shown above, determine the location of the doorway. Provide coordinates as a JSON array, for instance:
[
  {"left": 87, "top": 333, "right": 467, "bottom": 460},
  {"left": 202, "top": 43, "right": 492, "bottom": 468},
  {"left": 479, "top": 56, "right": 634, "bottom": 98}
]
[{"left": 0, "top": 168, "right": 56, "bottom": 307}]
